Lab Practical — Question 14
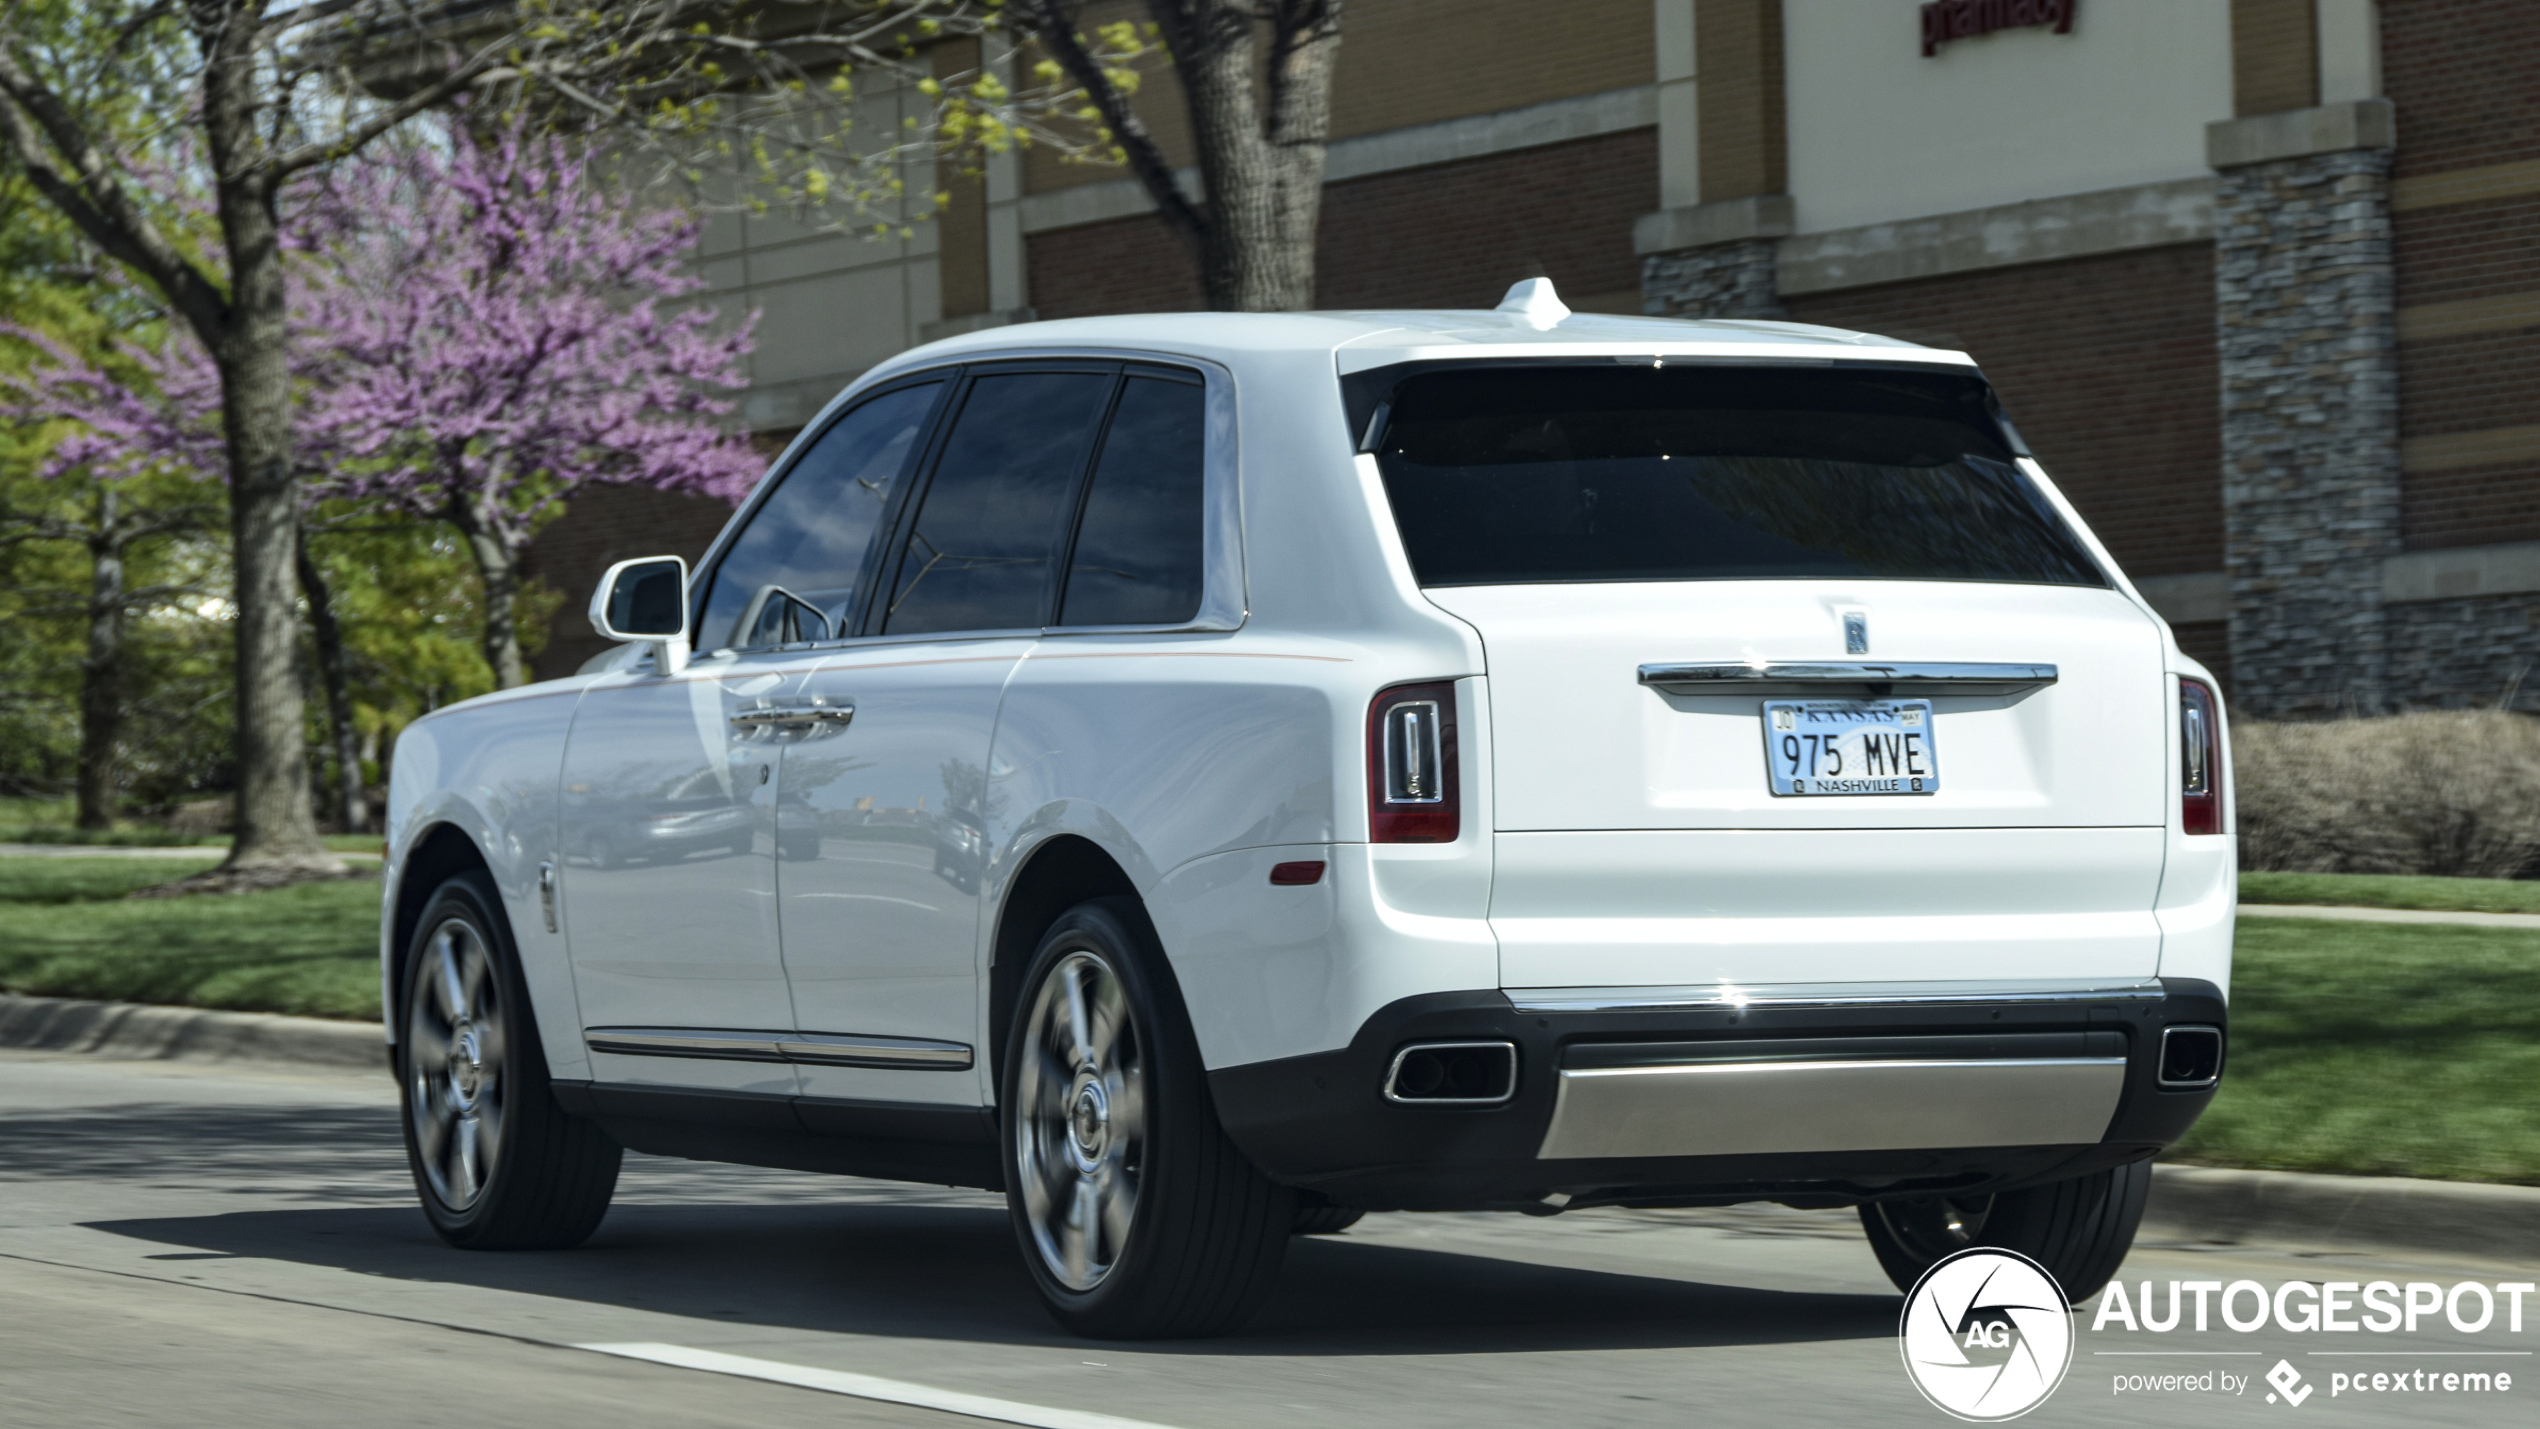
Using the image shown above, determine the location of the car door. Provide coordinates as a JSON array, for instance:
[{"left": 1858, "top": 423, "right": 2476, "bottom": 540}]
[
  {"left": 777, "top": 364, "right": 1122, "bottom": 1106},
  {"left": 558, "top": 378, "right": 946, "bottom": 1090}
]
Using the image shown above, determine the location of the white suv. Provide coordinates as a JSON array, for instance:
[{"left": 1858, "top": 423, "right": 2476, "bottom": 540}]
[{"left": 381, "top": 282, "right": 2234, "bottom": 1338}]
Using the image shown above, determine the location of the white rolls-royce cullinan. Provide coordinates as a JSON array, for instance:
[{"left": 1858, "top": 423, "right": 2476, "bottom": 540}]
[{"left": 380, "top": 281, "right": 2233, "bottom": 1338}]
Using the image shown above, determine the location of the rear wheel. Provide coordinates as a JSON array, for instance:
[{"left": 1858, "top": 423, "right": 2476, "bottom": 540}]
[
  {"left": 400, "top": 870, "right": 621, "bottom": 1250},
  {"left": 1002, "top": 897, "right": 1293, "bottom": 1338},
  {"left": 1859, "top": 1161, "right": 2152, "bottom": 1305}
]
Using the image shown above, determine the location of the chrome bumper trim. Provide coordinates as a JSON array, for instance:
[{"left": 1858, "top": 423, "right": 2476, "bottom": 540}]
[
  {"left": 1537, "top": 1056, "right": 2129, "bottom": 1160},
  {"left": 1507, "top": 979, "right": 2165, "bottom": 1015},
  {"left": 585, "top": 1027, "right": 972, "bottom": 1070}
]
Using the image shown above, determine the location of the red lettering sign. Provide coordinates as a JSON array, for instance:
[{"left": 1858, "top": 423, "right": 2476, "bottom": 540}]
[{"left": 1921, "top": 0, "right": 2079, "bottom": 57}]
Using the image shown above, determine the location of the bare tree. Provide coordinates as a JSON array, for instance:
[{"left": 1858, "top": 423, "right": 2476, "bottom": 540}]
[{"left": 1019, "top": 1, "right": 1343, "bottom": 312}]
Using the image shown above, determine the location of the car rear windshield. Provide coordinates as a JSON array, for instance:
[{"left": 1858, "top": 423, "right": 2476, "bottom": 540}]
[{"left": 1365, "top": 364, "right": 2107, "bottom": 588}]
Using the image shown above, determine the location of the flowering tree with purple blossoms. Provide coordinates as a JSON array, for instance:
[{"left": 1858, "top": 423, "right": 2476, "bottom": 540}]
[
  {"left": 3, "top": 118, "right": 762, "bottom": 843},
  {"left": 304, "top": 124, "right": 761, "bottom": 690}
]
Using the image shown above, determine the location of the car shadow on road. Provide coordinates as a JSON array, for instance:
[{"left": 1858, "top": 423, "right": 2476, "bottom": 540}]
[{"left": 24, "top": 1102, "right": 1897, "bottom": 1355}]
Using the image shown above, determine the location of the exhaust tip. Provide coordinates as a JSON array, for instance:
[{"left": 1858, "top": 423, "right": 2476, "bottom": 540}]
[
  {"left": 1384, "top": 1041, "right": 1517, "bottom": 1105},
  {"left": 2158, "top": 1025, "right": 2224, "bottom": 1089}
]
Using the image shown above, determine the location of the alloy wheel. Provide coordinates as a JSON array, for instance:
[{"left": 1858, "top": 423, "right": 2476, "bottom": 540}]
[
  {"left": 1014, "top": 948, "right": 1147, "bottom": 1292},
  {"left": 406, "top": 916, "right": 506, "bottom": 1211}
]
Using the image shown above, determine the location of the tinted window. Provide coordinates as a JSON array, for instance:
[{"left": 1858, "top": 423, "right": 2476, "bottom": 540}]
[
  {"left": 698, "top": 382, "right": 940, "bottom": 651},
  {"left": 1060, "top": 375, "right": 1206, "bottom": 626},
  {"left": 1371, "top": 366, "right": 2105, "bottom": 588},
  {"left": 882, "top": 371, "right": 1112, "bottom": 634}
]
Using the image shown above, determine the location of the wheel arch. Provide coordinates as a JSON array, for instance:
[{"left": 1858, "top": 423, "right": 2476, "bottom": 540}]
[
  {"left": 388, "top": 822, "right": 492, "bottom": 1042},
  {"left": 988, "top": 834, "right": 1139, "bottom": 1085}
]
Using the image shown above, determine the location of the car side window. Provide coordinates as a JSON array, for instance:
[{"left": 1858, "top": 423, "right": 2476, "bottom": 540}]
[
  {"left": 1059, "top": 374, "right": 1206, "bottom": 627},
  {"left": 696, "top": 382, "right": 941, "bottom": 652},
  {"left": 880, "top": 371, "right": 1113, "bottom": 635}
]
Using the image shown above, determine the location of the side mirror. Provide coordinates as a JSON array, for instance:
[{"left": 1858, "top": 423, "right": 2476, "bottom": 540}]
[{"left": 589, "top": 556, "right": 690, "bottom": 674}]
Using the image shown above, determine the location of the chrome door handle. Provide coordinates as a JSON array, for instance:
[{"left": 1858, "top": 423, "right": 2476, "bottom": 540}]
[{"left": 728, "top": 698, "right": 854, "bottom": 729}]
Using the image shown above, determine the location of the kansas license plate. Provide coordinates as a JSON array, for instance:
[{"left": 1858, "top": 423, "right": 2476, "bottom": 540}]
[{"left": 1763, "top": 699, "right": 1940, "bottom": 796}]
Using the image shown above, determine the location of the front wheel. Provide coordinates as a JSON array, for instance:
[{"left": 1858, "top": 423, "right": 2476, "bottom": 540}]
[
  {"left": 399, "top": 870, "right": 622, "bottom": 1250},
  {"left": 1002, "top": 897, "right": 1293, "bottom": 1338},
  {"left": 1859, "top": 1161, "right": 2153, "bottom": 1305}
]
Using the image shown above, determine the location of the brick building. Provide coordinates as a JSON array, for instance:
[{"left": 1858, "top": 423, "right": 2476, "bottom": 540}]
[{"left": 527, "top": 0, "right": 2540, "bottom": 723}]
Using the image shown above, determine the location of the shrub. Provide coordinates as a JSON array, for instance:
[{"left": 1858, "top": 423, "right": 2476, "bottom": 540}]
[{"left": 2235, "top": 710, "right": 2540, "bottom": 878}]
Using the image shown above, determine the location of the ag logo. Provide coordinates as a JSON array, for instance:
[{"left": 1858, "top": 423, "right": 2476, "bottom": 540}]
[{"left": 1898, "top": 1247, "right": 2075, "bottom": 1421}]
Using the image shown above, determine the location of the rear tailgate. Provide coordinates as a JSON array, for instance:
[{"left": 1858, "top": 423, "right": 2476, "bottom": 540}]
[{"left": 1366, "top": 360, "right": 2172, "bottom": 992}]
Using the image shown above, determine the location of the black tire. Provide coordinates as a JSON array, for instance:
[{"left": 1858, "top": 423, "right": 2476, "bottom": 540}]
[
  {"left": 398, "top": 869, "right": 622, "bottom": 1250},
  {"left": 1291, "top": 1202, "right": 1366, "bottom": 1236},
  {"left": 1000, "top": 896, "right": 1293, "bottom": 1338},
  {"left": 1859, "top": 1160, "right": 2153, "bottom": 1305}
]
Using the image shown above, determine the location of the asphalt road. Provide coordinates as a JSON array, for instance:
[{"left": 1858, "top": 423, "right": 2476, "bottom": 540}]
[{"left": 1, "top": 1050, "right": 2528, "bottom": 1428}]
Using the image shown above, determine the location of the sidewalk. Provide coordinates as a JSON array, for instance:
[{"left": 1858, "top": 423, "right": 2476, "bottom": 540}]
[
  {"left": 2239, "top": 901, "right": 2540, "bottom": 929},
  {"left": 0, "top": 842, "right": 380, "bottom": 861}
]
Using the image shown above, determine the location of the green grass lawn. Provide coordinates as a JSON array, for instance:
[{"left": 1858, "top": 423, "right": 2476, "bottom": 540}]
[
  {"left": 0, "top": 856, "right": 381, "bottom": 1021},
  {"left": 1, "top": 856, "right": 2533, "bottom": 1183},
  {"left": 2168, "top": 915, "right": 2540, "bottom": 1184},
  {"left": 2239, "top": 870, "right": 2540, "bottom": 913}
]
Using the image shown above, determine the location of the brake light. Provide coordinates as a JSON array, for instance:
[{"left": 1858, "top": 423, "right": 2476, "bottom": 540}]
[
  {"left": 2179, "top": 677, "right": 2222, "bottom": 836},
  {"left": 1368, "top": 681, "right": 1459, "bottom": 843}
]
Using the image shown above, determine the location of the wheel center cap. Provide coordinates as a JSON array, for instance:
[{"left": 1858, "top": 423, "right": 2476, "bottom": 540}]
[
  {"left": 1067, "top": 1077, "right": 1109, "bottom": 1168},
  {"left": 449, "top": 1025, "right": 484, "bottom": 1107}
]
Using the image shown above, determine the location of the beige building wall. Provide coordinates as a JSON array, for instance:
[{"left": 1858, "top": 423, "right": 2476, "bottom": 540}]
[{"left": 1781, "top": 0, "right": 2233, "bottom": 234}]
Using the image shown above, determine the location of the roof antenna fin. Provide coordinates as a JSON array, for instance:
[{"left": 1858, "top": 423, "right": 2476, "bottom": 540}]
[{"left": 1495, "top": 277, "right": 1570, "bottom": 328}]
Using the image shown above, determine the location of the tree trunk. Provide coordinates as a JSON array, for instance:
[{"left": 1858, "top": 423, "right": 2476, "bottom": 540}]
[
  {"left": 1148, "top": 0, "right": 1342, "bottom": 311},
  {"left": 74, "top": 488, "right": 124, "bottom": 831},
  {"left": 453, "top": 504, "right": 530, "bottom": 690},
  {"left": 295, "top": 532, "right": 368, "bottom": 834},
  {"left": 199, "top": 9, "right": 338, "bottom": 874}
]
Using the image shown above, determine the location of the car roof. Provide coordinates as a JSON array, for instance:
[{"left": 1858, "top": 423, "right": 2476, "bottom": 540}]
[{"left": 872, "top": 291, "right": 1976, "bottom": 386}]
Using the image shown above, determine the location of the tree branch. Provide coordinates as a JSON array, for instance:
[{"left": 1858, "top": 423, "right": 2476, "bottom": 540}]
[
  {"left": 1021, "top": 0, "right": 1207, "bottom": 258},
  {"left": 0, "top": 46, "right": 230, "bottom": 342},
  {"left": 265, "top": 27, "right": 513, "bottom": 180}
]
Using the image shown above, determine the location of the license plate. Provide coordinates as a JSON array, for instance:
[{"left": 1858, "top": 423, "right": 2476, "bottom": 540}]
[{"left": 1763, "top": 700, "right": 1940, "bottom": 796}]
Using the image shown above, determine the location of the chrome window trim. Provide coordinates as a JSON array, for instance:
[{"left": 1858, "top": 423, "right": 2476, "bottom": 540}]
[
  {"left": 585, "top": 1027, "right": 973, "bottom": 1071},
  {"left": 1506, "top": 979, "right": 2165, "bottom": 1015},
  {"left": 690, "top": 347, "right": 1247, "bottom": 659}
]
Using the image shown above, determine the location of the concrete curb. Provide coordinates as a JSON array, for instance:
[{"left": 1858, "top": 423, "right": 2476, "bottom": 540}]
[
  {"left": 0, "top": 992, "right": 385, "bottom": 1073},
  {"left": 2146, "top": 1164, "right": 2540, "bottom": 1265},
  {"left": 5, "top": 993, "right": 2533, "bottom": 1265}
]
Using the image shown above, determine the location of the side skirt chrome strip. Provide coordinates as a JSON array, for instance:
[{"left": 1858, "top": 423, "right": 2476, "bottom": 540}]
[
  {"left": 1507, "top": 979, "right": 2165, "bottom": 1015},
  {"left": 585, "top": 1027, "right": 973, "bottom": 1071}
]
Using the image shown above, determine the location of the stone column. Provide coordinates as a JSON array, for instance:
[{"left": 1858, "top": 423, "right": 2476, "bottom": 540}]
[
  {"left": 1636, "top": 195, "right": 1793, "bottom": 320},
  {"left": 2207, "top": 100, "right": 2400, "bottom": 718}
]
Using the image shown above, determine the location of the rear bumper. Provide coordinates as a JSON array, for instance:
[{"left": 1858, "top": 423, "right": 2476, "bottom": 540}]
[{"left": 1207, "top": 977, "right": 2223, "bottom": 1212}]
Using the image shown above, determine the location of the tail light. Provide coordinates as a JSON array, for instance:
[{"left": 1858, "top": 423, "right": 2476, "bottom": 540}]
[
  {"left": 1368, "top": 681, "right": 1459, "bottom": 843},
  {"left": 2179, "top": 677, "right": 2222, "bottom": 835}
]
